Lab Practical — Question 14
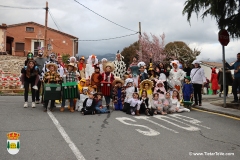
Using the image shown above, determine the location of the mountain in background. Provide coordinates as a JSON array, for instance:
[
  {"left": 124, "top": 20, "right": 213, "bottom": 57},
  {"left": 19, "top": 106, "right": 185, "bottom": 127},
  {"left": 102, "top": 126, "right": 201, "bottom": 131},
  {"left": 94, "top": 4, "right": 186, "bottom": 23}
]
[
  {"left": 201, "top": 57, "right": 236, "bottom": 63},
  {"left": 76, "top": 53, "right": 116, "bottom": 61}
]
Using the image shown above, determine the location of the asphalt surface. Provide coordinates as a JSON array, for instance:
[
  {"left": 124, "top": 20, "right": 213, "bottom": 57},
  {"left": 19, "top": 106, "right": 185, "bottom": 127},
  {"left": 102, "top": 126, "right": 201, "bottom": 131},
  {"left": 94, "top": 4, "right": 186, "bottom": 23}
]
[{"left": 0, "top": 96, "right": 239, "bottom": 160}]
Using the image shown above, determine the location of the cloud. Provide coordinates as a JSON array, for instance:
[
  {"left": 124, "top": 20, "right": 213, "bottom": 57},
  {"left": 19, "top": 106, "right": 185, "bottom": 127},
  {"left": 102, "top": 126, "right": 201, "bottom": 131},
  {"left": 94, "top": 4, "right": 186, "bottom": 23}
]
[{"left": 0, "top": 0, "right": 239, "bottom": 60}]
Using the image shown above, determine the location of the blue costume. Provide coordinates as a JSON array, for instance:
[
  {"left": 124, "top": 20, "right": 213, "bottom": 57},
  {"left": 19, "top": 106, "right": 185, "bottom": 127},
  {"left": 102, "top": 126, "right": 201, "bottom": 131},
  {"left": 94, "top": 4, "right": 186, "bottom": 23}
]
[{"left": 182, "top": 83, "right": 194, "bottom": 101}]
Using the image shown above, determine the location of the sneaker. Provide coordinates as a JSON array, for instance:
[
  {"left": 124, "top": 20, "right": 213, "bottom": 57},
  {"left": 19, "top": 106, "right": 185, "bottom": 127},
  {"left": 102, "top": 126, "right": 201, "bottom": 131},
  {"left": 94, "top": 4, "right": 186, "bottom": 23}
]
[
  {"left": 23, "top": 102, "right": 28, "bottom": 108},
  {"left": 36, "top": 101, "right": 40, "bottom": 104},
  {"left": 131, "top": 112, "right": 135, "bottom": 115},
  {"left": 20, "top": 85, "right": 24, "bottom": 89},
  {"left": 32, "top": 102, "right": 36, "bottom": 108},
  {"left": 32, "top": 85, "right": 38, "bottom": 90}
]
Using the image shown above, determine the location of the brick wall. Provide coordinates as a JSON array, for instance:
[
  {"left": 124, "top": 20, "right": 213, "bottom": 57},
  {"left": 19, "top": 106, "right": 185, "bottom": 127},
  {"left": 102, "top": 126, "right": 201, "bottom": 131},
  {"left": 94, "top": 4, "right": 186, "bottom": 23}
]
[{"left": 6, "top": 22, "right": 76, "bottom": 57}]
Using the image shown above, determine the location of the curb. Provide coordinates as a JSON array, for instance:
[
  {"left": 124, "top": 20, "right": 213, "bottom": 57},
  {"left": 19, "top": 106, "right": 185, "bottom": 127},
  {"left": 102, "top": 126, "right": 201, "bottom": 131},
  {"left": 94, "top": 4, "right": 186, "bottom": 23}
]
[{"left": 192, "top": 106, "right": 240, "bottom": 119}]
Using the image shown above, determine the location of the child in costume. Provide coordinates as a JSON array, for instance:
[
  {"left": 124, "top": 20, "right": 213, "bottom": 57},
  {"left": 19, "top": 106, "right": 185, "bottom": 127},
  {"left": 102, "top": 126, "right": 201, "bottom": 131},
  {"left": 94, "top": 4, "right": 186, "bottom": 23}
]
[
  {"left": 169, "top": 90, "right": 190, "bottom": 113},
  {"left": 43, "top": 62, "right": 61, "bottom": 112},
  {"left": 112, "top": 77, "right": 126, "bottom": 110},
  {"left": 182, "top": 76, "right": 194, "bottom": 102},
  {"left": 151, "top": 93, "right": 167, "bottom": 115},
  {"left": 100, "top": 62, "right": 115, "bottom": 109},
  {"left": 127, "top": 92, "right": 142, "bottom": 116},
  {"left": 91, "top": 65, "right": 102, "bottom": 92},
  {"left": 78, "top": 78, "right": 86, "bottom": 94},
  {"left": 138, "top": 62, "right": 148, "bottom": 83},
  {"left": 21, "top": 60, "right": 40, "bottom": 108},
  {"left": 162, "top": 92, "right": 172, "bottom": 113},
  {"left": 78, "top": 56, "right": 86, "bottom": 79},
  {"left": 124, "top": 78, "right": 138, "bottom": 109},
  {"left": 168, "top": 60, "right": 186, "bottom": 91},
  {"left": 60, "top": 63, "right": 78, "bottom": 112},
  {"left": 95, "top": 92, "right": 110, "bottom": 114},
  {"left": 139, "top": 90, "right": 152, "bottom": 116},
  {"left": 81, "top": 91, "right": 96, "bottom": 115},
  {"left": 76, "top": 87, "right": 89, "bottom": 111},
  {"left": 129, "top": 56, "right": 139, "bottom": 87},
  {"left": 139, "top": 79, "right": 153, "bottom": 104},
  {"left": 154, "top": 80, "right": 166, "bottom": 100},
  {"left": 20, "top": 52, "right": 37, "bottom": 88}
]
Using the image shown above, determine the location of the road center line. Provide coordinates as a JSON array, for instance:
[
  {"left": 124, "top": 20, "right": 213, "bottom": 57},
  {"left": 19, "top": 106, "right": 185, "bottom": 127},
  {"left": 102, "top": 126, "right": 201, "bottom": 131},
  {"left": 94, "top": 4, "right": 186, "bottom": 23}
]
[
  {"left": 47, "top": 111, "right": 86, "bottom": 160},
  {"left": 192, "top": 108, "right": 240, "bottom": 121}
]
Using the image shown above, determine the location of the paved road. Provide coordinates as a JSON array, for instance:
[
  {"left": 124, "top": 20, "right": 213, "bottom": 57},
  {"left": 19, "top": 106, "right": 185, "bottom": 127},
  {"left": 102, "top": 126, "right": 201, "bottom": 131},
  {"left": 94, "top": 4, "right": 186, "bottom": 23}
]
[{"left": 0, "top": 96, "right": 239, "bottom": 160}]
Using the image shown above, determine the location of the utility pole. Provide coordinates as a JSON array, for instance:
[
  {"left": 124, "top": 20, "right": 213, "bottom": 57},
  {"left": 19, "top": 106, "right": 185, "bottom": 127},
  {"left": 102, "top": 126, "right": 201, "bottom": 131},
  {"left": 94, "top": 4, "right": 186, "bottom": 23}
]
[
  {"left": 44, "top": 1, "right": 48, "bottom": 57},
  {"left": 138, "top": 22, "right": 142, "bottom": 61}
]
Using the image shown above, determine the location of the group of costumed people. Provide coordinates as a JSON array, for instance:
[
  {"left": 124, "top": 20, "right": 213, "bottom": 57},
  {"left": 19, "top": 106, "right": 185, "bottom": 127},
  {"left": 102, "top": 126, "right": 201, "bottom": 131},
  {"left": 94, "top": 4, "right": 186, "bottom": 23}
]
[{"left": 21, "top": 50, "right": 208, "bottom": 115}]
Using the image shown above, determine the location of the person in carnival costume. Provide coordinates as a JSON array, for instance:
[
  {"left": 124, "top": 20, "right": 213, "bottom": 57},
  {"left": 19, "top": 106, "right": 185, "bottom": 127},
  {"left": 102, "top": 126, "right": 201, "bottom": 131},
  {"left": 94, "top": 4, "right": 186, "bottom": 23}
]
[
  {"left": 112, "top": 77, "right": 126, "bottom": 110},
  {"left": 168, "top": 60, "right": 186, "bottom": 91},
  {"left": 78, "top": 56, "right": 86, "bottom": 79},
  {"left": 60, "top": 63, "right": 78, "bottom": 112},
  {"left": 22, "top": 60, "right": 40, "bottom": 108},
  {"left": 100, "top": 61, "right": 115, "bottom": 109},
  {"left": 129, "top": 56, "right": 139, "bottom": 87},
  {"left": 99, "top": 58, "right": 108, "bottom": 74},
  {"left": 85, "top": 55, "right": 98, "bottom": 79},
  {"left": 113, "top": 50, "right": 126, "bottom": 79},
  {"left": 211, "top": 67, "right": 219, "bottom": 95},
  {"left": 154, "top": 80, "right": 166, "bottom": 100},
  {"left": 35, "top": 50, "right": 46, "bottom": 104},
  {"left": 138, "top": 61, "right": 148, "bottom": 84}
]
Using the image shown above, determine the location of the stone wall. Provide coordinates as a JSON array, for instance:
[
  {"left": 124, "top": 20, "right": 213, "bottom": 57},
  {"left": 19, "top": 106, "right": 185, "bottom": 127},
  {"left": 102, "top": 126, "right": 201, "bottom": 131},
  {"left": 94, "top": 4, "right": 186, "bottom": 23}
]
[{"left": 0, "top": 55, "right": 25, "bottom": 90}]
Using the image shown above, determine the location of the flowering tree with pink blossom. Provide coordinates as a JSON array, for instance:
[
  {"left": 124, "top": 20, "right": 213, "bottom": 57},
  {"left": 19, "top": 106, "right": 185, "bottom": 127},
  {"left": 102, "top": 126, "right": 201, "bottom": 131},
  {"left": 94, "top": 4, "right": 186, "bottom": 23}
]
[{"left": 137, "top": 32, "right": 166, "bottom": 64}]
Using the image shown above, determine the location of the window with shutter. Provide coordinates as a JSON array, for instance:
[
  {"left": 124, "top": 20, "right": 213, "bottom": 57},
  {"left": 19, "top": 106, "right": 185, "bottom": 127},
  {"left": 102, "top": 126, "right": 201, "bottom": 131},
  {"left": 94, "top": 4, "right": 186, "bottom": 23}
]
[
  {"left": 15, "top": 43, "right": 25, "bottom": 51},
  {"left": 26, "top": 27, "right": 34, "bottom": 32}
]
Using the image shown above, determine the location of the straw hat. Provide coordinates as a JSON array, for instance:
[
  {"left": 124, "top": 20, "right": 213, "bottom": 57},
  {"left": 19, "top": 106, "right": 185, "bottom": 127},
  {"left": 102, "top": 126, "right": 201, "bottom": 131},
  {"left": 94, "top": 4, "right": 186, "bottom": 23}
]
[
  {"left": 46, "top": 62, "right": 58, "bottom": 71},
  {"left": 66, "top": 63, "right": 77, "bottom": 72},
  {"left": 140, "top": 79, "right": 153, "bottom": 90},
  {"left": 104, "top": 62, "right": 115, "bottom": 72},
  {"left": 112, "top": 77, "right": 124, "bottom": 86}
]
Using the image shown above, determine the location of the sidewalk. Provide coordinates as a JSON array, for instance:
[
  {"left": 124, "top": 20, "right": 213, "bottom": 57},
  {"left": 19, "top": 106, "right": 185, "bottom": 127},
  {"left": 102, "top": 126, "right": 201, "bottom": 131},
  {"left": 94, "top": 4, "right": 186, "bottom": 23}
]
[{"left": 193, "top": 94, "right": 240, "bottom": 119}]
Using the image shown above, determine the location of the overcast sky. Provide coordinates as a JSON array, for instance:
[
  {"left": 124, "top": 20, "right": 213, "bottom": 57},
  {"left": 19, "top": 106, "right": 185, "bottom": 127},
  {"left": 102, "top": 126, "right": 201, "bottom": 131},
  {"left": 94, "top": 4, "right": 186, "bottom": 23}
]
[{"left": 1, "top": 0, "right": 239, "bottom": 61}]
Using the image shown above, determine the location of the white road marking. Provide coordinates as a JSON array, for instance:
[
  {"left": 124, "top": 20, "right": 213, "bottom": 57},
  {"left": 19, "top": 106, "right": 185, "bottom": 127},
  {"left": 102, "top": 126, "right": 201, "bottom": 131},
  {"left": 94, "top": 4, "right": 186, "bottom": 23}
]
[
  {"left": 116, "top": 117, "right": 160, "bottom": 136},
  {"left": 47, "top": 111, "right": 86, "bottom": 160},
  {"left": 169, "top": 114, "right": 211, "bottom": 129},
  {"left": 154, "top": 115, "right": 200, "bottom": 131},
  {"left": 135, "top": 116, "right": 179, "bottom": 133}
]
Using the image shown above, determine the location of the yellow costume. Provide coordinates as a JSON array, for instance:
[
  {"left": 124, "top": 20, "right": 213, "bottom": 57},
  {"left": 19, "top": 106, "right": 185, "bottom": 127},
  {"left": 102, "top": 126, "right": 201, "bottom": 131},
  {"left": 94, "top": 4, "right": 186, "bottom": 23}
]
[{"left": 78, "top": 78, "right": 86, "bottom": 94}]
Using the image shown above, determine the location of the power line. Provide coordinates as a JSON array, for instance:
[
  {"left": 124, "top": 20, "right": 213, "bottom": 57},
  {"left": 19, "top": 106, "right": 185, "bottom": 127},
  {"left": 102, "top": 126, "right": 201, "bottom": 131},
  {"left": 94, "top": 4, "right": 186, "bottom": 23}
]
[
  {"left": 73, "top": 0, "right": 137, "bottom": 33},
  {"left": 0, "top": 4, "right": 43, "bottom": 9},
  {"left": 48, "top": 9, "right": 62, "bottom": 31},
  {"left": 78, "top": 32, "right": 139, "bottom": 41}
]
